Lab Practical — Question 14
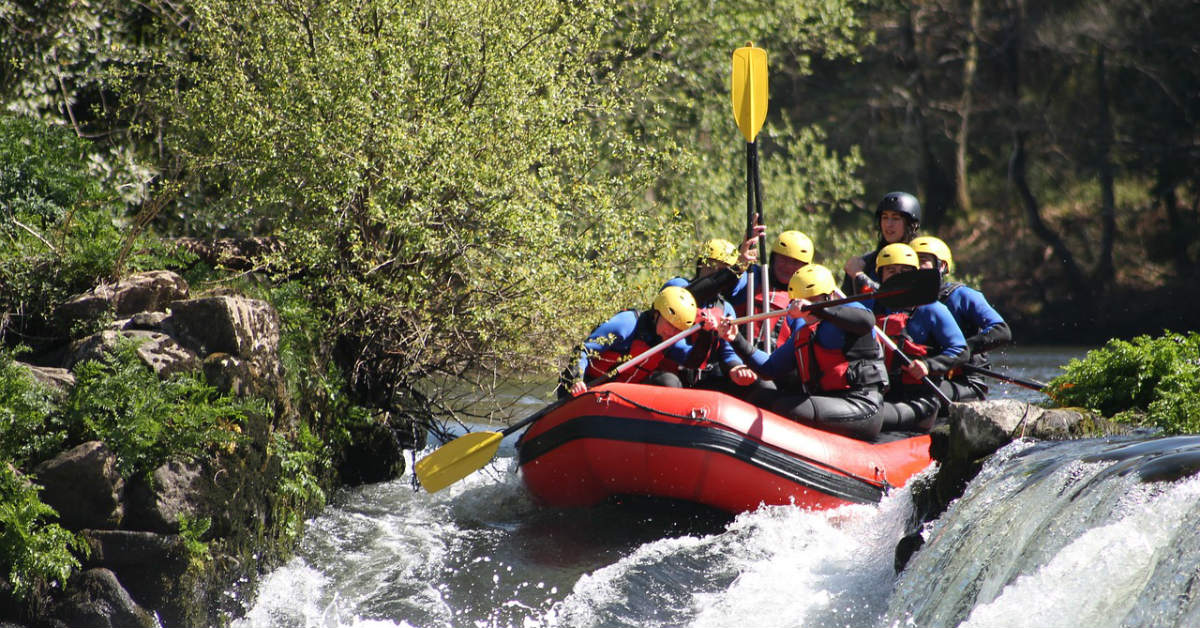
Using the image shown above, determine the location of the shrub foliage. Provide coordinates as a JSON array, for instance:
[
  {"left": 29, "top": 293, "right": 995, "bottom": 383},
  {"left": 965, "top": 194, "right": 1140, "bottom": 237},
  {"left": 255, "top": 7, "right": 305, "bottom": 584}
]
[{"left": 1046, "top": 331, "right": 1200, "bottom": 433}]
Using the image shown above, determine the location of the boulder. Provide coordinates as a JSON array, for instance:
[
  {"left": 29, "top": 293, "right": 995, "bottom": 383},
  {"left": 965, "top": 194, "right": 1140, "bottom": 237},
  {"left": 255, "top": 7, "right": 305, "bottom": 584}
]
[
  {"left": 80, "top": 530, "right": 201, "bottom": 628},
  {"left": 122, "top": 459, "right": 203, "bottom": 534},
  {"left": 46, "top": 568, "right": 156, "bottom": 628},
  {"left": 121, "top": 311, "right": 170, "bottom": 332},
  {"left": 165, "top": 296, "right": 280, "bottom": 367},
  {"left": 898, "top": 399, "right": 1124, "bottom": 573},
  {"left": 56, "top": 271, "right": 189, "bottom": 328},
  {"left": 32, "top": 442, "right": 124, "bottom": 530},
  {"left": 12, "top": 362, "right": 75, "bottom": 394},
  {"left": 174, "top": 236, "right": 281, "bottom": 271},
  {"left": 66, "top": 330, "right": 201, "bottom": 378}
]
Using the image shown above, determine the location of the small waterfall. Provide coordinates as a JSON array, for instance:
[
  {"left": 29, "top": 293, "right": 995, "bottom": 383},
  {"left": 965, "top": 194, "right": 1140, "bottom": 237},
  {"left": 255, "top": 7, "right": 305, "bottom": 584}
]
[{"left": 885, "top": 435, "right": 1200, "bottom": 628}]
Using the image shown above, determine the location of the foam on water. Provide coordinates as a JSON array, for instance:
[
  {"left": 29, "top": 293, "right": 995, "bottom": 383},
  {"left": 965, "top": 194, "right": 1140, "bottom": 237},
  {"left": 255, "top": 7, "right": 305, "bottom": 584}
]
[
  {"left": 957, "top": 473, "right": 1200, "bottom": 628},
  {"left": 237, "top": 435, "right": 926, "bottom": 628},
  {"left": 533, "top": 475, "right": 925, "bottom": 628}
]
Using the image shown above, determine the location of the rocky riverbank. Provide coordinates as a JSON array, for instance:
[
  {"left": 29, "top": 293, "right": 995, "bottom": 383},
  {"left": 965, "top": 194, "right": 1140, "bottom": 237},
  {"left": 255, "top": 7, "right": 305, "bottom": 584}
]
[
  {"left": 1, "top": 269, "right": 410, "bottom": 627},
  {"left": 2, "top": 269, "right": 1124, "bottom": 626}
]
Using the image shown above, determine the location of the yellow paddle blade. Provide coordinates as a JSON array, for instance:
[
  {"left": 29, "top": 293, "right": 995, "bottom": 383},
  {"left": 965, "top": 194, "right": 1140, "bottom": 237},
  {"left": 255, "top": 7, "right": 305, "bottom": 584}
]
[
  {"left": 415, "top": 431, "right": 504, "bottom": 493},
  {"left": 731, "top": 43, "right": 768, "bottom": 142}
]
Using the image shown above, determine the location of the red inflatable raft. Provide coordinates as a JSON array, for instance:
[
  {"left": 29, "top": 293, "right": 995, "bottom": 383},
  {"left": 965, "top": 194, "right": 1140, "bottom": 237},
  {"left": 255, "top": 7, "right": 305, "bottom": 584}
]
[{"left": 517, "top": 382, "right": 933, "bottom": 514}]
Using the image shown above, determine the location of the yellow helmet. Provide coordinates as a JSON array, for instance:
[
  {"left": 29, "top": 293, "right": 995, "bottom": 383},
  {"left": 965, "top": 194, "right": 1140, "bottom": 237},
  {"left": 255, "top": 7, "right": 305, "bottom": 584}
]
[
  {"left": 653, "top": 286, "right": 698, "bottom": 330},
  {"left": 697, "top": 238, "right": 739, "bottom": 266},
  {"left": 788, "top": 264, "right": 837, "bottom": 300},
  {"left": 771, "top": 230, "right": 814, "bottom": 263},
  {"left": 910, "top": 236, "right": 953, "bottom": 272},
  {"left": 875, "top": 243, "right": 920, "bottom": 271}
]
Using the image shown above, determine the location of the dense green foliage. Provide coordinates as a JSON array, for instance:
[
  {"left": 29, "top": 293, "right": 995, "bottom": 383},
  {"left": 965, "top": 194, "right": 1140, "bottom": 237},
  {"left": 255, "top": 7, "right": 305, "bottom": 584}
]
[
  {"left": 62, "top": 342, "right": 259, "bottom": 478},
  {"left": 0, "top": 114, "right": 186, "bottom": 349},
  {"left": 116, "top": 0, "right": 877, "bottom": 426},
  {"left": 0, "top": 464, "right": 85, "bottom": 606},
  {"left": 0, "top": 114, "right": 126, "bottom": 334},
  {"left": 0, "top": 352, "right": 61, "bottom": 466},
  {"left": 1, "top": 341, "right": 260, "bottom": 478},
  {"left": 122, "top": 0, "right": 658, "bottom": 419},
  {"left": 1046, "top": 331, "right": 1200, "bottom": 433}
]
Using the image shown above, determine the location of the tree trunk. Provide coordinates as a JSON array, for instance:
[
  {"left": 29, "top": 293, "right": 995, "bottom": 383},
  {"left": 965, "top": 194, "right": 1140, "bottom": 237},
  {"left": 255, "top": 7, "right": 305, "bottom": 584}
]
[
  {"left": 902, "top": 4, "right": 956, "bottom": 231},
  {"left": 1004, "top": 0, "right": 1091, "bottom": 301},
  {"left": 1094, "top": 46, "right": 1116, "bottom": 283},
  {"left": 1156, "top": 165, "right": 1190, "bottom": 273},
  {"left": 954, "top": 0, "right": 981, "bottom": 215}
]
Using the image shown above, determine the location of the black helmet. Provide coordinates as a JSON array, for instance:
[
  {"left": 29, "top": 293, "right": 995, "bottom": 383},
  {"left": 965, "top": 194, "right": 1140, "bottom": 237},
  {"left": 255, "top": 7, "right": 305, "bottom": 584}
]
[{"left": 875, "top": 191, "right": 921, "bottom": 225}]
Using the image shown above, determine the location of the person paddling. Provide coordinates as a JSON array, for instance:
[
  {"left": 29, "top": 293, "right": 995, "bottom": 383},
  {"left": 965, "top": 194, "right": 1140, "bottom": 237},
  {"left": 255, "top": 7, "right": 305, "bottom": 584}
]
[
  {"left": 558, "top": 286, "right": 701, "bottom": 398},
  {"left": 870, "top": 243, "right": 967, "bottom": 432},
  {"left": 910, "top": 236, "right": 1012, "bottom": 402},
  {"left": 842, "top": 191, "right": 921, "bottom": 296},
  {"left": 661, "top": 238, "right": 767, "bottom": 395},
  {"left": 727, "top": 229, "right": 815, "bottom": 348},
  {"left": 717, "top": 264, "right": 890, "bottom": 441}
]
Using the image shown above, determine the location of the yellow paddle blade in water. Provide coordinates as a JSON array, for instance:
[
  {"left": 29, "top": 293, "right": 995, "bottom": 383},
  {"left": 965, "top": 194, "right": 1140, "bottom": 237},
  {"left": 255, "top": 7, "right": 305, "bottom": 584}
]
[
  {"left": 731, "top": 44, "right": 768, "bottom": 142},
  {"left": 415, "top": 431, "right": 504, "bottom": 493}
]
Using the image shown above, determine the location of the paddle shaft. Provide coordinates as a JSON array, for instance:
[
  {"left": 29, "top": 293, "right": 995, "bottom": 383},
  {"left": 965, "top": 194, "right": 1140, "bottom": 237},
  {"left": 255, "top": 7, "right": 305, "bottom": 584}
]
[
  {"left": 753, "top": 142, "right": 770, "bottom": 349},
  {"left": 727, "top": 283, "right": 908, "bottom": 326},
  {"left": 962, "top": 363, "right": 1047, "bottom": 391},
  {"left": 744, "top": 143, "right": 757, "bottom": 342},
  {"left": 831, "top": 288, "right": 954, "bottom": 407},
  {"left": 499, "top": 323, "right": 702, "bottom": 438}
]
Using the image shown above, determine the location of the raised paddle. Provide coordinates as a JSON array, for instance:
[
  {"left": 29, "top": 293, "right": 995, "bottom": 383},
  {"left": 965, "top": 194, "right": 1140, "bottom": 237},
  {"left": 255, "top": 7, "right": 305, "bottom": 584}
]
[
  {"left": 414, "top": 323, "right": 703, "bottom": 493},
  {"left": 732, "top": 43, "right": 769, "bottom": 348},
  {"left": 726, "top": 268, "right": 941, "bottom": 326},
  {"left": 961, "top": 363, "right": 1048, "bottom": 391}
]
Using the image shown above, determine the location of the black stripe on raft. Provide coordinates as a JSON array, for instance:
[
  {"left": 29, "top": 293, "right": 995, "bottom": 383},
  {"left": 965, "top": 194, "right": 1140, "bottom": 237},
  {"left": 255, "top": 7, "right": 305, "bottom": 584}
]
[{"left": 517, "top": 415, "right": 885, "bottom": 505}]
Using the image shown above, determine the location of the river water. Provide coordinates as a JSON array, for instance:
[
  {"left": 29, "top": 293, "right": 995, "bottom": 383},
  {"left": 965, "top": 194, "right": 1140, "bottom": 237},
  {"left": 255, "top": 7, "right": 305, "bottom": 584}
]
[{"left": 230, "top": 345, "right": 1200, "bottom": 627}]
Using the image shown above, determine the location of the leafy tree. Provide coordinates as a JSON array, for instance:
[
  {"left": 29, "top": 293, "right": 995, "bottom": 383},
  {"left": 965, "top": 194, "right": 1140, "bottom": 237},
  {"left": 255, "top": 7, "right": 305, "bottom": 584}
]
[
  {"left": 0, "top": 114, "right": 183, "bottom": 351},
  {"left": 133, "top": 0, "right": 687, "bottom": 424},
  {"left": 633, "top": 0, "right": 872, "bottom": 266},
  {"left": 0, "top": 0, "right": 170, "bottom": 204}
]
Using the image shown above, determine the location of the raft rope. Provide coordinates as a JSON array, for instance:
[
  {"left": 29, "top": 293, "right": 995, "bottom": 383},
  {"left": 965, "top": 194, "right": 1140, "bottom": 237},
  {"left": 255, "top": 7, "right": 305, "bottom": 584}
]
[{"left": 589, "top": 389, "right": 891, "bottom": 494}]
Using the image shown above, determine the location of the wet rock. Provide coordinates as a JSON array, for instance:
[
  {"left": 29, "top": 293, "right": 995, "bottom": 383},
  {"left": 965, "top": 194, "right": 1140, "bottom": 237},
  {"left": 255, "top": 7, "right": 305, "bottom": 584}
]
[
  {"left": 32, "top": 442, "right": 123, "bottom": 530},
  {"left": 46, "top": 568, "right": 156, "bottom": 628},
  {"left": 80, "top": 529, "right": 200, "bottom": 628},
  {"left": 898, "top": 399, "right": 1123, "bottom": 573},
  {"left": 338, "top": 419, "right": 406, "bottom": 485}
]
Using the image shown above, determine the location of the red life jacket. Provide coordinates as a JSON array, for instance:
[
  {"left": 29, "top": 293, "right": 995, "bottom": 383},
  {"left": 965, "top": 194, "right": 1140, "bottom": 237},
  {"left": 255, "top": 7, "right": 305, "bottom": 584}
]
[
  {"left": 682, "top": 303, "right": 727, "bottom": 371},
  {"left": 735, "top": 288, "right": 792, "bottom": 348},
  {"left": 584, "top": 338, "right": 669, "bottom": 383},
  {"left": 876, "top": 311, "right": 931, "bottom": 385},
  {"left": 791, "top": 321, "right": 855, "bottom": 392}
]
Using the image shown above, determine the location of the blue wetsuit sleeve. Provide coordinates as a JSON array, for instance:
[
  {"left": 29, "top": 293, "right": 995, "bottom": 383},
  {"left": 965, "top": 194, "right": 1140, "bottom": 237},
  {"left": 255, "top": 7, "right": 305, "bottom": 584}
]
[
  {"left": 661, "top": 276, "right": 689, "bottom": 290},
  {"left": 732, "top": 328, "right": 798, "bottom": 380},
  {"left": 923, "top": 303, "right": 968, "bottom": 374},
  {"left": 725, "top": 264, "right": 756, "bottom": 304},
  {"left": 717, "top": 301, "right": 743, "bottom": 367},
  {"left": 953, "top": 287, "right": 1011, "bottom": 354},
  {"left": 577, "top": 310, "right": 638, "bottom": 375}
]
